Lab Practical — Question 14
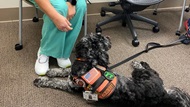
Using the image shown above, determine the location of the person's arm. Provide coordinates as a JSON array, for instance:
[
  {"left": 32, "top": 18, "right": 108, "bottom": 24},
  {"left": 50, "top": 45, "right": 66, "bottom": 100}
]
[{"left": 35, "top": 0, "right": 72, "bottom": 32}]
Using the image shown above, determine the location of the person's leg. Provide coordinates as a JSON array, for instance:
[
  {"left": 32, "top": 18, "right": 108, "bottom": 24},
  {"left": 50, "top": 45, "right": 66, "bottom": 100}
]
[
  {"left": 34, "top": 0, "right": 69, "bottom": 75},
  {"left": 56, "top": 0, "right": 87, "bottom": 68},
  {"left": 40, "top": 0, "right": 68, "bottom": 57},
  {"left": 62, "top": 0, "right": 87, "bottom": 58}
]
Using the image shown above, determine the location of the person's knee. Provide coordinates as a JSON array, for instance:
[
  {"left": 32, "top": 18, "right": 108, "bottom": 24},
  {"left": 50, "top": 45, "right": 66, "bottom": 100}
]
[{"left": 52, "top": 2, "right": 68, "bottom": 16}]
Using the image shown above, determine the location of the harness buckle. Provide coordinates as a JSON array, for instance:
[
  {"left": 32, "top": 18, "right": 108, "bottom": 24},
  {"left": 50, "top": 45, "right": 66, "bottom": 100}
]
[{"left": 83, "top": 91, "right": 98, "bottom": 101}]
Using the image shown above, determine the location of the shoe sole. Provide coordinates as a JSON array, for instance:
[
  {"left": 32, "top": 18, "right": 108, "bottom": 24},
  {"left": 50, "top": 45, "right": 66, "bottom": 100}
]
[{"left": 66, "top": 65, "right": 71, "bottom": 68}]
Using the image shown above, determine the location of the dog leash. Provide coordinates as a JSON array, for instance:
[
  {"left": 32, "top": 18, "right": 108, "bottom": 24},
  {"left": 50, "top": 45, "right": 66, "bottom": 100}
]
[{"left": 108, "top": 35, "right": 189, "bottom": 70}]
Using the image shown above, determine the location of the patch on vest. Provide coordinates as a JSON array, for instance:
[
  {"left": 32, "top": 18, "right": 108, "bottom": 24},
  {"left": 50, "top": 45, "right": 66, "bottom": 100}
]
[
  {"left": 99, "top": 82, "right": 115, "bottom": 98},
  {"left": 104, "top": 71, "right": 115, "bottom": 81},
  {"left": 82, "top": 68, "right": 100, "bottom": 84}
]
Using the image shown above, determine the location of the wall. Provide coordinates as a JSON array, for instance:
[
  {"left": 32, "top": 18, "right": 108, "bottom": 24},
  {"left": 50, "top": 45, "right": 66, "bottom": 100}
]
[
  {"left": 0, "top": 0, "right": 117, "bottom": 8},
  {"left": 0, "top": 0, "right": 187, "bottom": 8},
  {"left": 0, "top": 0, "right": 189, "bottom": 21},
  {"left": 0, "top": 0, "right": 31, "bottom": 8}
]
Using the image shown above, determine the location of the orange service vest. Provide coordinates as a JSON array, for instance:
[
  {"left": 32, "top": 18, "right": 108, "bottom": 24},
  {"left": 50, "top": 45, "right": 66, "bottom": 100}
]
[{"left": 73, "top": 66, "right": 117, "bottom": 99}]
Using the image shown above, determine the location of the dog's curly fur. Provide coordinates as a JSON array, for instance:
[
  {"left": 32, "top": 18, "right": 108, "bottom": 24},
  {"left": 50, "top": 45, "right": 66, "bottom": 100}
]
[{"left": 34, "top": 33, "right": 190, "bottom": 107}]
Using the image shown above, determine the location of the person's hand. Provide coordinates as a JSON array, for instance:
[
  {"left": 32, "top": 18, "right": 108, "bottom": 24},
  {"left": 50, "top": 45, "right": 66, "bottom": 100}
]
[
  {"left": 66, "top": 2, "right": 76, "bottom": 20},
  {"left": 52, "top": 14, "right": 73, "bottom": 32}
]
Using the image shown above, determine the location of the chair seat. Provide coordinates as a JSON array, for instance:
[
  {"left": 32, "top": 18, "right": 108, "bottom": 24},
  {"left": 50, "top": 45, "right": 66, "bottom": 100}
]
[{"left": 127, "top": 0, "right": 163, "bottom": 6}]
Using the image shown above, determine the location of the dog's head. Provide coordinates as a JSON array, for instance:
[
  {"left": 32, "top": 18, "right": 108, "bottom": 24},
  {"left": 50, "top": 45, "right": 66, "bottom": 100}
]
[
  {"left": 75, "top": 33, "right": 111, "bottom": 67},
  {"left": 71, "top": 33, "right": 111, "bottom": 76}
]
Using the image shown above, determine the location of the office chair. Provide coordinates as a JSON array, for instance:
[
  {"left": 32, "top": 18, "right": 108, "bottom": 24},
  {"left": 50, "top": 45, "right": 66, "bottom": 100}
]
[
  {"left": 15, "top": 0, "right": 88, "bottom": 50},
  {"left": 96, "top": 0, "right": 163, "bottom": 47}
]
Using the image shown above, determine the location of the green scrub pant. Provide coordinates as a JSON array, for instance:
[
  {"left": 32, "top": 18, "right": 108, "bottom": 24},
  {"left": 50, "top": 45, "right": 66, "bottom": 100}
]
[{"left": 30, "top": 0, "right": 87, "bottom": 58}]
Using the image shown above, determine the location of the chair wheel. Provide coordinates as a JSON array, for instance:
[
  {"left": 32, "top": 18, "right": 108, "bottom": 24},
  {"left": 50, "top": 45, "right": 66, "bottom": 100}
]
[
  {"left": 100, "top": 10, "right": 106, "bottom": 17},
  {"left": 132, "top": 39, "right": 139, "bottom": 47},
  {"left": 152, "top": 26, "right": 159, "bottom": 33},
  {"left": 176, "top": 30, "right": 181, "bottom": 36},
  {"left": 15, "top": 44, "right": 23, "bottom": 50},
  {"left": 96, "top": 27, "right": 102, "bottom": 33},
  {"left": 82, "top": 20, "right": 84, "bottom": 25},
  {"left": 153, "top": 11, "right": 157, "bottom": 15},
  {"left": 122, "top": 21, "right": 126, "bottom": 27},
  {"left": 185, "top": 8, "right": 190, "bottom": 12},
  {"left": 33, "top": 17, "right": 39, "bottom": 22}
]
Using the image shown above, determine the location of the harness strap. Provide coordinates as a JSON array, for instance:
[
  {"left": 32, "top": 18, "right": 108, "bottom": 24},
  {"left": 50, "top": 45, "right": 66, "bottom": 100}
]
[
  {"left": 108, "top": 38, "right": 185, "bottom": 70},
  {"left": 88, "top": 66, "right": 114, "bottom": 92},
  {"left": 91, "top": 76, "right": 106, "bottom": 92}
]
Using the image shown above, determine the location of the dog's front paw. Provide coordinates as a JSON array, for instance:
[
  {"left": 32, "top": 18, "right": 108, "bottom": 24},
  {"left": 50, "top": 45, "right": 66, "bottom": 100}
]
[
  {"left": 33, "top": 77, "right": 49, "bottom": 88},
  {"left": 46, "top": 68, "right": 70, "bottom": 78},
  {"left": 131, "top": 61, "right": 145, "bottom": 70},
  {"left": 46, "top": 68, "right": 61, "bottom": 77}
]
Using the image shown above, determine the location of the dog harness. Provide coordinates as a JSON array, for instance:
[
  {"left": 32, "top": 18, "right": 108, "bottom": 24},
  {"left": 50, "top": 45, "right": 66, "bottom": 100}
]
[{"left": 72, "top": 65, "right": 117, "bottom": 99}]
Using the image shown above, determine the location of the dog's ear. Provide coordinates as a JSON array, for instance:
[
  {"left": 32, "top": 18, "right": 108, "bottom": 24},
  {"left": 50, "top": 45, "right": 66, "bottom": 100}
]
[
  {"left": 75, "top": 35, "right": 93, "bottom": 58},
  {"left": 97, "top": 51, "right": 110, "bottom": 67},
  {"left": 75, "top": 33, "right": 111, "bottom": 67}
]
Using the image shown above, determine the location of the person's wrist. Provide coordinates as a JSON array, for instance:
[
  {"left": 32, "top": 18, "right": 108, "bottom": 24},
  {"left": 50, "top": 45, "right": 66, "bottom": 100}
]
[
  {"left": 51, "top": 15, "right": 59, "bottom": 23},
  {"left": 52, "top": 14, "right": 63, "bottom": 25}
]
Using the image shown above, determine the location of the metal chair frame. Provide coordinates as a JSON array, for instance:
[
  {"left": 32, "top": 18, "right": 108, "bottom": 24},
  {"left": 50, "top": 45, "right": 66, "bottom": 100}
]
[
  {"left": 154, "top": 0, "right": 190, "bottom": 35},
  {"left": 176, "top": 0, "right": 189, "bottom": 35}
]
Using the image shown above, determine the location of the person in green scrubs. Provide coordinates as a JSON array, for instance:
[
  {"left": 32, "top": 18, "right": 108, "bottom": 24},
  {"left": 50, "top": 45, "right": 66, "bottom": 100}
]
[{"left": 30, "top": 0, "right": 87, "bottom": 75}]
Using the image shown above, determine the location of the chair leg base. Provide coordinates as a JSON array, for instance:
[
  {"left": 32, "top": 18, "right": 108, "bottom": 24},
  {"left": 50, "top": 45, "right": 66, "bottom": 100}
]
[
  {"left": 15, "top": 44, "right": 23, "bottom": 50},
  {"left": 176, "top": 30, "right": 181, "bottom": 36},
  {"left": 132, "top": 39, "right": 140, "bottom": 47},
  {"left": 153, "top": 10, "right": 157, "bottom": 15},
  {"left": 33, "top": 17, "right": 39, "bottom": 22},
  {"left": 96, "top": 6, "right": 160, "bottom": 47},
  {"left": 152, "top": 26, "right": 160, "bottom": 33},
  {"left": 96, "top": 27, "right": 102, "bottom": 33}
]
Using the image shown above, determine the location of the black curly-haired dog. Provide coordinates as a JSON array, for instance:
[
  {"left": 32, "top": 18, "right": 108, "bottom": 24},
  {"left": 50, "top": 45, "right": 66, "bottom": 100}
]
[{"left": 34, "top": 33, "right": 190, "bottom": 107}]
